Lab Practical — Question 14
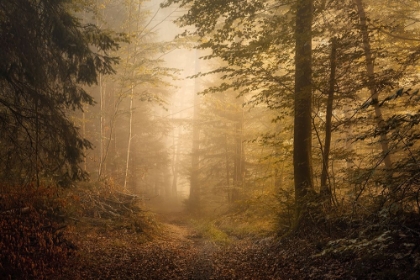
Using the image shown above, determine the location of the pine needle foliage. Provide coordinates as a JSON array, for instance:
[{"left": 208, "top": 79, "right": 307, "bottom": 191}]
[{"left": 0, "top": 0, "right": 122, "bottom": 185}]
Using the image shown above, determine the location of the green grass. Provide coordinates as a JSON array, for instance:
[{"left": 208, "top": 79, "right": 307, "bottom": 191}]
[{"left": 190, "top": 219, "right": 231, "bottom": 245}]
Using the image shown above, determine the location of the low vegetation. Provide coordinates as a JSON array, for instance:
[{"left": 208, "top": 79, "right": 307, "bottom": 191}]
[
  {"left": 2, "top": 0, "right": 420, "bottom": 279},
  {"left": 1, "top": 180, "right": 420, "bottom": 279}
]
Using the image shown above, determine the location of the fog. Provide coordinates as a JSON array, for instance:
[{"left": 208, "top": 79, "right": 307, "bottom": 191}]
[
  {"left": 2, "top": 0, "right": 420, "bottom": 278},
  {"left": 129, "top": 0, "right": 203, "bottom": 212}
]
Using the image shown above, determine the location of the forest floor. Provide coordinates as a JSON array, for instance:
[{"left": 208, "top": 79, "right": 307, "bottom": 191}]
[{"left": 54, "top": 208, "right": 420, "bottom": 280}]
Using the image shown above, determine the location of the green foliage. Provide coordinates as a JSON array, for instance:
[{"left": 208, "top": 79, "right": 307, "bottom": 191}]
[
  {"left": 190, "top": 219, "right": 231, "bottom": 245},
  {"left": 216, "top": 206, "right": 277, "bottom": 239},
  {"left": 162, "top": 0, "right": 295, "bottom": 111},
  {"left": 0, "top": 0, "right": 121, "bottom": 185},
  {"left": 162, "top": 0, "right": 297, "bottom": 227},
  {"left": 164, "top": 0, "right": 420, "bottom": 235},
  {"left": 353, "top": 87, "right": 420, "bottom": 214},
  {"left": 80, "top": 0, "right": 178, "bottom": 189}
]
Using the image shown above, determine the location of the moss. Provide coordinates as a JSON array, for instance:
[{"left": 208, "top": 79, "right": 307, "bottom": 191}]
[{"left": 190, "top": 219, "right": 230, "bottom": 245}]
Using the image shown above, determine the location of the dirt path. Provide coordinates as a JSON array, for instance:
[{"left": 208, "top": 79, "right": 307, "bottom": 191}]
[
  {"left": 56, "top": 210, "right": 311, "bottom": 279},
  {"left": 160, "top": 220, "right": 217, "bottom": 279},
  {"left": 55, "top": 211, "right": 420, "bottom": 280},
  {"left": 59, "top": 213, "right": 226, "bottom": 280}
]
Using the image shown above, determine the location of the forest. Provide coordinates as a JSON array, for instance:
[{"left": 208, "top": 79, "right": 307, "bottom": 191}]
[{"left": 1, "top": 0, "right": 420, "bottom": 279}]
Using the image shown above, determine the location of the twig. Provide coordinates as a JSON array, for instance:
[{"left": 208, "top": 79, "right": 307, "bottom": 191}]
[{"left": 403, "top": 225, "right": 420, "bottom": 236}]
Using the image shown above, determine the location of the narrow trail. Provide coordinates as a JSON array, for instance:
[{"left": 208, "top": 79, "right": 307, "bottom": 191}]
[
  {"left": 160, "top": 219, "right": 217, "bottom": 279},
  {"left": 57, "top": 208, "right": 338, "bottom": 279},
  {"left": 56, "top": 203, "right": 337, "bottom": 280},
  {"left": 56, "top": 208, "right": 420, "bottom": 279},
  {"left": 59, "top": 212, "right": 236, "bottom": 280}
]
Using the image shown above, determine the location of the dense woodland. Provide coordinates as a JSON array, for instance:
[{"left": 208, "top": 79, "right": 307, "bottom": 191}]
[{"left": 1, "top": 0, "right": 420, "bottom": 279}]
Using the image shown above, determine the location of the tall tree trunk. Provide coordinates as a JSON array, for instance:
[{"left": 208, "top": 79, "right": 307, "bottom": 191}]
[
  {"left": 291, "top": 0, "right": 316, "bottom": 233},
  {"left": 354, "top": 0, "right": 392, "bottom": 170},
  {"left": 97, "top": 91, "right": 122, "bottom": 182},
  {"left": 274, "top": 122, "right": 284, "bottom": 192},
  {"left": 95, "top": 1, "right": 108, "bottom": 181},
  {"left": 344, "top": 106, "right": 354, "bottom": 169},
  {"left": 294, "top": 0, "right": 314, "bottom": 202},
  {"left": 82, "top": 105, "right": 87, "bottom": 172},
  {"left": 35, "top": 100, "right": 40, "bottom": 188},
  {"left": 123, "top": 89, "right": 134, "bottom": 191},
  {"left": 97, "top": 73, "right": 106, "bottom": 180},
  {"left": 171, "top": 93, "right": 186, "bottom": 197},
  {"left": 320, "top": 38, "right": 337, "bottom": 200},
  {"left": 224, "top": 128, "right": 231, "bottom": 202},
  {"left": 171, "top": 125, "right": 181, "bottom": 196},
  {"left": 190, "top": 93, "right": 200, "bottom": 208},
  {"left": 189, "top": 50, "right": 201, "bottom": 210},
  {"left": 123, "top": 0, "right": 142, "bottom": 191},
  {"left": 231, "top": 98, "right": 245, "bottom": 203}
]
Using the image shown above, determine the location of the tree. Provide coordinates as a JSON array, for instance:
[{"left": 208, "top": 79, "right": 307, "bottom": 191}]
[
  {"left": 0, "top": 0, "right": 120, "bottom": 186},
  {"left": 160, "top": 0, "right": 316, "bottom": 226},
  {"left": 161, "top": 0, "right": 420, "bottom": 230},
  {"left": 320, "top": 38, "right": 337, "bottom": 202},
  {"left": 353, "top": 0, "right": 392, "bottom": 170},
  {"left": 345, "top": 0, "right": 420, "bottom": 207},
  {"left": 81, "top": 0, "right": 177, "bottom": 192},
  {"left": 293, "top": 0, "right": 315, "bottom": 209},
  {"left": 188, "top": 96, "right": 201, "bottom": 207}
]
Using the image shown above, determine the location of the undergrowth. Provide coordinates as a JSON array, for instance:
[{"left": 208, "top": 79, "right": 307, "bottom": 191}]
[
  {"left": 0, "top": 181, "right": 159, "bottom": 279},
  {"left": 189, "top": 218, "right": 231, "bottom": 245},
  {"left": 187, "top": 198, "right": 277, "bottom": 245},
  {"left": 0, "top": 184, "right": 75, "bottom": 279}
]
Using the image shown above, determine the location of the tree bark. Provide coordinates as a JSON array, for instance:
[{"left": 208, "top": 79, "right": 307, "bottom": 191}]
[
  {"left": 320, "top": 38, "right": 337, "bottom": 200},
  {"left": 294, "top": 0, "right": 314, "bottom": 202}
]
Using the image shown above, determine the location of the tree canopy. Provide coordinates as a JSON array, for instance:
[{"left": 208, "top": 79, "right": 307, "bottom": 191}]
[
  {"left": 161, "top": 0, "right": 420, "bottom": 231},
  {"left": 0, "top": 0, "right": 121, "bottom": 185}
]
